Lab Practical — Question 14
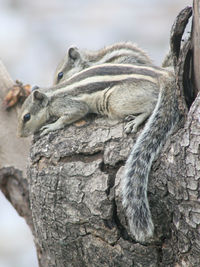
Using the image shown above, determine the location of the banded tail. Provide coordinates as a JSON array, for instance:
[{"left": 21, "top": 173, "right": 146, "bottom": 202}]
[{"left": 122, "top": 72, "right": 179, "bottom": 242}]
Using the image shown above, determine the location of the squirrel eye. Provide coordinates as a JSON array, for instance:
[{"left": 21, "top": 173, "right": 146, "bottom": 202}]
[
  {"left": 23, "top": 113, "right": 31, "bottom": 123},
  {"left": 57, "top": 71, "right": 63, "bottom": 80}
]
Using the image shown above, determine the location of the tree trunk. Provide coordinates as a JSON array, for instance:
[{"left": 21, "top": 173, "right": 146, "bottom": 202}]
[{"left": 0, "top": 2, "right": 200, "bottom": 267}]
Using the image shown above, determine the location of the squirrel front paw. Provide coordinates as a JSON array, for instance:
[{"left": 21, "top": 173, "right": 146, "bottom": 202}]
[
  {"left": 124, "top": 112, "right": 150, "bottom": 134},
  {"left": 40, "top": 125, "right": 55, "bottom": 136}
]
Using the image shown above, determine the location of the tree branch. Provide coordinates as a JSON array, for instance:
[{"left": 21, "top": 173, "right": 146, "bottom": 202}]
[{"left": 0, "top": 60, "right": 31, "bottom": 174}]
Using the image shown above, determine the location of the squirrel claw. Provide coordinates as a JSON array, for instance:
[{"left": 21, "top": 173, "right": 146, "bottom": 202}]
[
  {"left": 124, "top": 121, "right": 137, "bottom": 134},
  {"left": 40, "top": 125, "right": 52, "bottom": 136},
  {"left": 124, "top": 114, "right": 136, "bottom": 122}
]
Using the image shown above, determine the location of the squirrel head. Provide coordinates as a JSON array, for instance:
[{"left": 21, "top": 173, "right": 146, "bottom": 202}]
[
  {"left": 53, "top": 46, "right": 90, "bottom": 85},
  {"left": 17, "top": 90, "right": 49, "bottom": 137}
]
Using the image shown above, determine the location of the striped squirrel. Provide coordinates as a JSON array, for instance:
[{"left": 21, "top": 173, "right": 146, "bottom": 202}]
[
  {"left": 18, "top": 63, "right": 179, "bottom": 242},
  {"left": 53, "top": 42, "right": 153, "bottom": 85}
]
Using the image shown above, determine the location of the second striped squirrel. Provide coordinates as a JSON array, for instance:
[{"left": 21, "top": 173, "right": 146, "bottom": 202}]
[{"left": 53, "top": 42, "right": 153, "bottom": 85}]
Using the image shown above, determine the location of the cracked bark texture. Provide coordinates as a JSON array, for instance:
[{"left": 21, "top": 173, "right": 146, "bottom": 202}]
[
  {"left": 29, "top": 118, "right": 161, "bottom": 267},
  {"left": 29, "top": 96, "right": 200, "bottom": 267},
  {"left": 0, "top": 2, "right": 200, "bottom": 267}
]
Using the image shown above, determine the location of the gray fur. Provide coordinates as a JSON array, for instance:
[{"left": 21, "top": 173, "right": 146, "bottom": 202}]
[{"left": 122, "top": 73, "right": 179, "bottom": 242}]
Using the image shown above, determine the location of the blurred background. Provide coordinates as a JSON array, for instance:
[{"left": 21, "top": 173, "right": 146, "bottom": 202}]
[{"left": 0, "top": 0, "right": 191, "bottom": 266}]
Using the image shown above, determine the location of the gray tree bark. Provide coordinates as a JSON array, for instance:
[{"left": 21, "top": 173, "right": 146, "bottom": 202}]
[{"left": 0, "top": 2, "right": 200, "bottom": 267}]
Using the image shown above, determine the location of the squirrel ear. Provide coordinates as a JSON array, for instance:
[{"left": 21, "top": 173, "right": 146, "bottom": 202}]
[
  {"left": 31, "top": 85, "right": 40, "bottom": 92},
  {"left": 32, "top": 90, "right": 48, "bottom": 106},
  {"left": 68, "top": 47, "right": 80, "bottom": 61},
  {"left": 33, "top": 90, "right": 45, "bottom": 101}
]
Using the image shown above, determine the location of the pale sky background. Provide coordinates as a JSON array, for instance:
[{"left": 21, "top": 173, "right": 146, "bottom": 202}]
[{"left": 0, "top": 0, "right": 192, "bottom": 266}]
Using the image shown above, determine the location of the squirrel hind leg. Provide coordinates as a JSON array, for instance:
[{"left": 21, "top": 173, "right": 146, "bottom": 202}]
[{"left": 124, "top": 112, "right": 150, "bottom": 133}]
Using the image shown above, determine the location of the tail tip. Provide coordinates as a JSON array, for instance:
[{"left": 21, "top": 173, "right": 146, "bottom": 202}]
[{"left": 129, "top": 218, "right": 154, "bottom": 243}]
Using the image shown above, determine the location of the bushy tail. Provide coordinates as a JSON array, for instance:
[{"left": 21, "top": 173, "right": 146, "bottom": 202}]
[{"left": 122, "top": 72, "right": 179, "bottom": 242}]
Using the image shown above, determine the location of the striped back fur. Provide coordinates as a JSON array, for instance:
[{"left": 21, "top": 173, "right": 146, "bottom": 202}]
[
  {"left": 50, "top": 63, "right": 168, "bottom": 97},
  {"left": 54, "top": 42, "right": 153, "bottom": 85}
]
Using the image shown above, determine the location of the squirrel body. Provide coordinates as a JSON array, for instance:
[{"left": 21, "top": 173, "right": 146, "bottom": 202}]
[
  {"left": 18, "top": 63, "right": 168, "bottom": 137},
  {"left": 54, "top": 42, "right": 153, "bottom": 84},
  {"left": 18, "top": 62, "right": 179, "bottom": 242}
]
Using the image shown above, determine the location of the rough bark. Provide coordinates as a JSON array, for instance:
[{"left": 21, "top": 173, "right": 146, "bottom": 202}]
[
  {"left": 192, "top": 0, "right": 200, "bottom": 94},
  {"left": 0, "top": 2, "right": 200, "bottom": 267}
]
